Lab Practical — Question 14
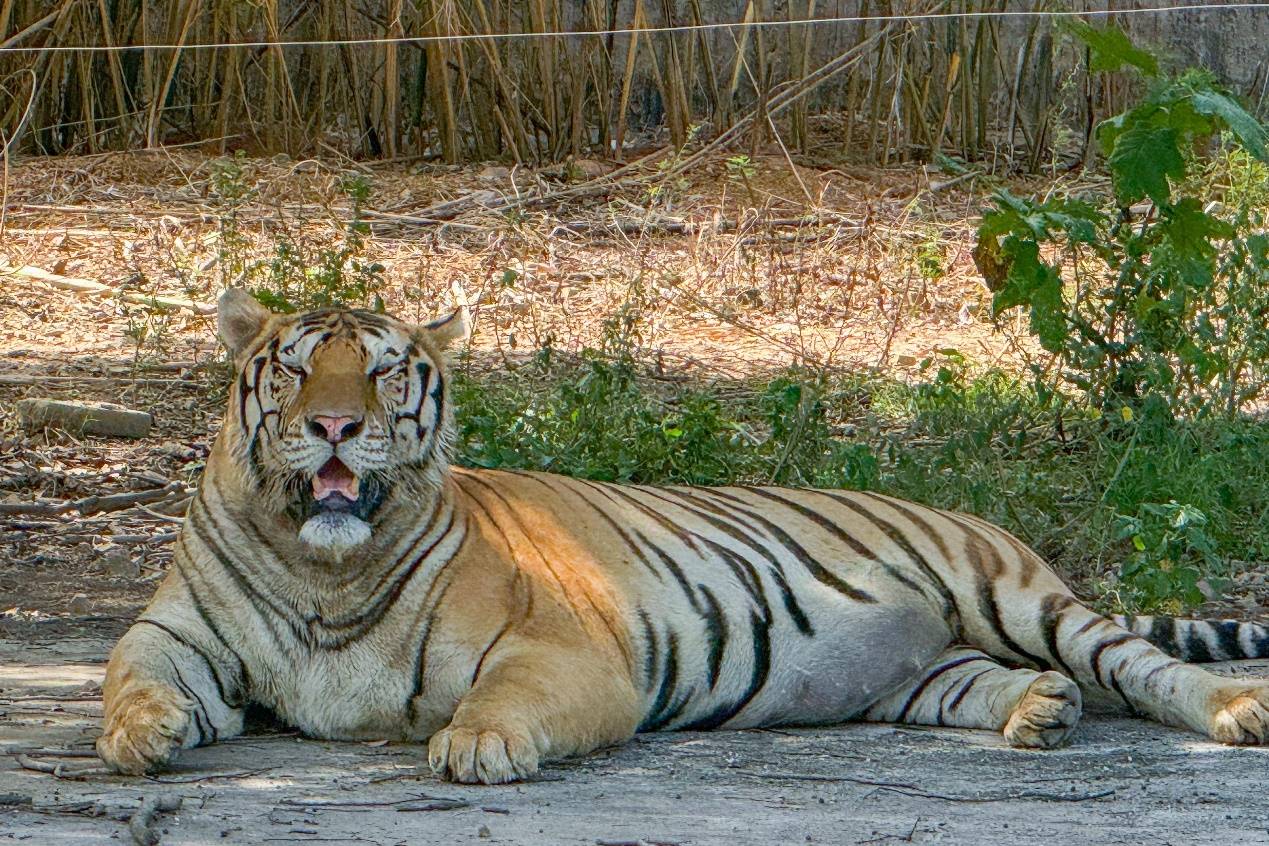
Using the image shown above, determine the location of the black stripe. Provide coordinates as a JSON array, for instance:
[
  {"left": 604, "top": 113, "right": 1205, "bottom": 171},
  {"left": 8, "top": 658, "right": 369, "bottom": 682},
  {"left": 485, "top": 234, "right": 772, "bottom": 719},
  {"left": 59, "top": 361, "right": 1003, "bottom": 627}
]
[
  {"left": 1148, "top": 616, "right": 1179, "bottom": 657},
  {"left": 897, "top": 655, "right": 985, "bottom": 723},
  {"left": 406, "top": 574, "right": 457, "bottom": 720},
  {"left": 470, "top": 617, "right": 514, "bottom": 688},
  {"left": 640, "top": 629, "right": 681, "bottom": 732},
  {"left": 637, "top": 608, "right": 659, "bottom": 694},
  {"left": 164, "top": 655, "right": 214, "bottom": 745},
  {"left": 1214, "top": 621, "right": 1243, "bottom": 661},
  {"left": 1108, "top": 668, "right": 1135, "bottom": 712},
  {"left": 947, "top": 668, "right": 993, "bottom": 713},
  {"left": 698, "top": 584, "right": 728, "bottom": 691},
  {"left": 135, "top": 619, "right": 235, "bottom": 707},
  {"left": 1183, "top": 625, "right": 1214, "bottom": 663},
  {"left": 966, "top": 533, "right": 1048, "bottom": 669},
  {"left": 1252, "top": 623, "right": 1269, "bottom": 658},
  {"left": 172, "top": 557, "right": 251, "bottom": 699},
  {"left": 706, "top": 489, "right": 876, "bottom": 603},
  {"left": 682, "top": 610, "right": 771, "bottom": 731},
  {"left": 1039, "top": 594, "right": 1079, "bottom": 679},
  {"left": 1089, "top": 634, "right": 1138, "bottom": 688}
]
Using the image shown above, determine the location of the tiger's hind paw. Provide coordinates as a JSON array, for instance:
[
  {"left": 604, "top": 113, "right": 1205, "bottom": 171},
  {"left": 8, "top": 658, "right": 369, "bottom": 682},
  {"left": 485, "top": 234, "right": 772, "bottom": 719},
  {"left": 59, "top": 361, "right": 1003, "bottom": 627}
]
[
  {"left": 1003, "top": 671, "right": 1082, "bottom": 749},
  {"left": 1210, "top": 687, "right": 1269, "bottom": 745}
]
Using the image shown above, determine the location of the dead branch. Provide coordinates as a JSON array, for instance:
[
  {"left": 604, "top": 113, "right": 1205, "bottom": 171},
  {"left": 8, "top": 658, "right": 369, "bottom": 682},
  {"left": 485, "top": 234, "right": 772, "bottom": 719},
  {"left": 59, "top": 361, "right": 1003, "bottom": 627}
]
[
  {"left": 1, "top": 264, "right": 215, "bottom": 315},
  {"left": 0, "top": 484, "right": 187, "bottom": 518},
  {"left": 15, "top": 753, "right": 112, "bottom": 779},
  {"left": 145, "top": 767, "right": 275, "bottom": 784},
  {"left": 129, "top": 795, "right": 183, "bottom": 846}
]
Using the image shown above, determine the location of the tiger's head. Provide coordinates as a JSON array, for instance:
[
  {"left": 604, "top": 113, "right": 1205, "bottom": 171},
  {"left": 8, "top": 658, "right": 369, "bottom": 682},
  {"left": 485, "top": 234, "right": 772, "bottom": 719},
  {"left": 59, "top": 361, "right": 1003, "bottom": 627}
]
[{"left": 215, "top": 289, "right": 467, "bottom": 557}]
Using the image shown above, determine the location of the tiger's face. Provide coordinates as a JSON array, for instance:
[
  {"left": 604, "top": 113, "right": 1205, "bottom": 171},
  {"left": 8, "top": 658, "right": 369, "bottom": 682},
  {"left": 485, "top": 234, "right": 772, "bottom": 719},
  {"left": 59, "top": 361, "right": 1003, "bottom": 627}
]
[{"left": 216, "top": 289, "right": 467, "bottom": 556}]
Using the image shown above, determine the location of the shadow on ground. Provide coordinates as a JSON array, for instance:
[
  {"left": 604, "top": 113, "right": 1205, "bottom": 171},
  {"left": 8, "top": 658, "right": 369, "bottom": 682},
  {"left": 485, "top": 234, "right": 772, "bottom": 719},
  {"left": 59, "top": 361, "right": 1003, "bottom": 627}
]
[{"left": 3, "top": 627, "right": 1269, "bottom": 845}]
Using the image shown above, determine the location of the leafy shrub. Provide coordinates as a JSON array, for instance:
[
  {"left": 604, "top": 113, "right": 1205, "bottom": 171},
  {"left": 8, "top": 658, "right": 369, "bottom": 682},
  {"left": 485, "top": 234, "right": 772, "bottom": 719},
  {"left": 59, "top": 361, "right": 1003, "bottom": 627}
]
[
  {"left": 1112, "top": 501, "right": 1221, "bottom": 612},
  {"left": 975, "top": 25, "right": 1269, "bottom": 418},
  {"left": 220, "top": 169, "right": 385, "bottom": 313}
]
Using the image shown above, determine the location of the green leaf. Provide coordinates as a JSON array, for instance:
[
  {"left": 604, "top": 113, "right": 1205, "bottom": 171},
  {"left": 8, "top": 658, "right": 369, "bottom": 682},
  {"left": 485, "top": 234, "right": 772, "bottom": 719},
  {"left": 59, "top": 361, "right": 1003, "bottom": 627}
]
[
  {"left": 1159, "top": 198, "right": 1234, "bottom": 261},
  {"left": 1190, "top": 89, "right": 1269, "bottom": 162},
  {"left": 1063, "top": 21, "right": 1159, "bottom": 77},
  {"left": 1107, "top": 125, "right": 1185, "bottom": 205},
  {"left": 991, "top": 239, "right": 1068, "bottom": 353}
]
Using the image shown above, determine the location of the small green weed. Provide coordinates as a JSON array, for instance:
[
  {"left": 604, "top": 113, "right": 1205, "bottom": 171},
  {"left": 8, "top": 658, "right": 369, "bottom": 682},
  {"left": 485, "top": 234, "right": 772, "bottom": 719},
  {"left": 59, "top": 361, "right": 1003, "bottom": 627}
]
[{"left": 247, "top": 173, "right": 386, "bottom": 313}]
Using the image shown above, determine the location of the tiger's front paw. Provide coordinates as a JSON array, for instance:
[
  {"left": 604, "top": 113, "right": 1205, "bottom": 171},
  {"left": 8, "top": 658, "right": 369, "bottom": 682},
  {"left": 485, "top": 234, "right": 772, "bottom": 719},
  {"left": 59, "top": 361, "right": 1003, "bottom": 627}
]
[
  {"left": 428, "top": 722, "right": 539, "bottom": 784},
  {"left": 1210, "top": 686, "right": 1269, "bottom": 745},
  {"left": 96, "top": 685, "right": 193, "bottom": 775}
]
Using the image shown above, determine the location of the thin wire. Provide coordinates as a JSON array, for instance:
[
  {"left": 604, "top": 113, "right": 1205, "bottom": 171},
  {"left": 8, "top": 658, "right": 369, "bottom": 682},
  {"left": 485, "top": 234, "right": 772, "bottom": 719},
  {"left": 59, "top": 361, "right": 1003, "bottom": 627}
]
[{"left": 1, "top": 3, "right": 1267, "bottom": 54}]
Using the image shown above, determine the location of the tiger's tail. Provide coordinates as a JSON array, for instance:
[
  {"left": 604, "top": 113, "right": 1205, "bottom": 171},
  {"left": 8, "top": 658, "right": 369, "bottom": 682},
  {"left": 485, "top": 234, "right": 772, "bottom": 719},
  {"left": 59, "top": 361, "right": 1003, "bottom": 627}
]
[{"left": 1111, "top": 615, "right": 1269, "bottom": 662}]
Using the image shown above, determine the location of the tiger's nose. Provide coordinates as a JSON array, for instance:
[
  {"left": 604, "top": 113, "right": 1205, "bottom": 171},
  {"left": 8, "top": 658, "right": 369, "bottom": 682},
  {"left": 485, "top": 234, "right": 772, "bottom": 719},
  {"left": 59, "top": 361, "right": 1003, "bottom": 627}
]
[{"left": 308, "top": 415, "right": 364, "bottom": 443}]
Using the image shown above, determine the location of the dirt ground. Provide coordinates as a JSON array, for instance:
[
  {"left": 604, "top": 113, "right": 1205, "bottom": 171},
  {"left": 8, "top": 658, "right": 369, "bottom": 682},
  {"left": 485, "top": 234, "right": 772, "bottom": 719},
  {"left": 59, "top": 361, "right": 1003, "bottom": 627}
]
[
  {"left": 0, "top": 147, "right": 1036, "bottom": 622},
  {"left": 4, "top": 627, "right": 1269, "bottom": 845},
  {"left": 3, "top": 150, "right": 1268, "bottom": 844}
]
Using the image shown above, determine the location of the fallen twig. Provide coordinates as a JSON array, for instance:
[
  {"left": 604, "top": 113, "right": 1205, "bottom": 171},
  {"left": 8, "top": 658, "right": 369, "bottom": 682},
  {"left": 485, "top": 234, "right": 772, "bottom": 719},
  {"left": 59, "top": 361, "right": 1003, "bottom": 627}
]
[
  {"left": 145, "top": 767, "right": 274, "bottom": 784},
  {"left": 9, "top": 747, "right": 100, "bottom": 758},
  {"left": 871, "top": 784, "right": 1116, "bottom": 803},
  {"left": 0, "top": 484, "right": 187, "bottom": 518},
  {"left": 2, "top": 264, "right": 215, "bottom": 314},
  {"left": 129, "top": 794, "right": 182, "bottom": 846},
  {"left": 15, "top": 753, "right": 112, "bottom": 779},
  {"left": 278, "top": 793, "right": 467, "bottom": 812}
]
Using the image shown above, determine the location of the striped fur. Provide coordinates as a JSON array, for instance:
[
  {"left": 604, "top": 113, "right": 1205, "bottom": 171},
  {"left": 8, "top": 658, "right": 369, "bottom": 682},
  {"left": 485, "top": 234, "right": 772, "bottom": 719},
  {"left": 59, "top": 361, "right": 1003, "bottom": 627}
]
[{"left": 97, "top": 293, "right": 1269, "bottom": 784}]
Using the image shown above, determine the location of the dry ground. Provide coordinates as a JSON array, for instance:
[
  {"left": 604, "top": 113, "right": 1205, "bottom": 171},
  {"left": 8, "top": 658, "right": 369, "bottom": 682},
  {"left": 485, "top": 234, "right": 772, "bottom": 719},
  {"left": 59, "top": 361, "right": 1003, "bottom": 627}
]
[
  {"left": 0, "top": 146, "right": 1032, "bottom": 622},
  {"left": 4, "top": 149, "right": 1268, "bottom": 845},
  {"left": 4, "top": 632, "right": 1269, "bottom": 845}
]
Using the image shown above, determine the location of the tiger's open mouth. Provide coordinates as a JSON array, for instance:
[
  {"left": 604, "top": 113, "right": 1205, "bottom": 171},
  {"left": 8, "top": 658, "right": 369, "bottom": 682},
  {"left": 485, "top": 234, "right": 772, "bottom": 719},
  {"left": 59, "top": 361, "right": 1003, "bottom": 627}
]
[
  {"left": 313, "top": 456, "right": 360, "bottom": 507},
  {"left": 288, "top": 457, "right": 389, "bottom": 555}
]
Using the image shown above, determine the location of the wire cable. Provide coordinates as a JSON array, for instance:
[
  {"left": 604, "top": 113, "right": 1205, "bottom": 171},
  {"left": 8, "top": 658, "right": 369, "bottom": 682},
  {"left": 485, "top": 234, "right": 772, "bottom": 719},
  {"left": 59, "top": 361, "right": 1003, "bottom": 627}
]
[{"left": 0, "top": 2, "right": 1267, "bottom": 54}]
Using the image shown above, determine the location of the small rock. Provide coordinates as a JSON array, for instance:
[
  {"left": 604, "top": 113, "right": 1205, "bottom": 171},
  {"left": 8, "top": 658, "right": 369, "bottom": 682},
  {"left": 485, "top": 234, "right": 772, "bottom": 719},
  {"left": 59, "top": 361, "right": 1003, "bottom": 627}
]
[
  {"left": 68, "top": 593, "right": 91, "bottom": 615},
  {"left": 570, "top": 158, "right": 610, "bottom": 179},
  {"left": 477, "top": 165, "right": 511, "bottom": 182},
  {"left": 158, "top": 441, "right": 196, "bottom": 460},
  {"left": 16, "top": 398, "right": 152, "bottom": 439},
  {"left": 478, "top": 825, "right": 491, "bottom": 838},
  {"left": 102, "top": 547, "right": 140, "bottom": 579}
]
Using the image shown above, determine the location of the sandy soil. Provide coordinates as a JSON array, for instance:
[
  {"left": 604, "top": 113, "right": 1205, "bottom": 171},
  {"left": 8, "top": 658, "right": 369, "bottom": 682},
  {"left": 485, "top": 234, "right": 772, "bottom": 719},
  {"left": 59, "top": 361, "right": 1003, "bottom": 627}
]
[{"left": 4, "top": 629, "right": 1269, "bottom": 845}]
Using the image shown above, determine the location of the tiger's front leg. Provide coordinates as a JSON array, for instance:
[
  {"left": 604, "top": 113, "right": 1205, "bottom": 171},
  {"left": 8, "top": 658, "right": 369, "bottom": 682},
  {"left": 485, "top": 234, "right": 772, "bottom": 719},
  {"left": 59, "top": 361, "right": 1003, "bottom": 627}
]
[
  {"left": 428, "top": 634, "right": 641, "bottom": 784},
  {"left": 98, "top": 615, "right": 244, "bottom": 774}
]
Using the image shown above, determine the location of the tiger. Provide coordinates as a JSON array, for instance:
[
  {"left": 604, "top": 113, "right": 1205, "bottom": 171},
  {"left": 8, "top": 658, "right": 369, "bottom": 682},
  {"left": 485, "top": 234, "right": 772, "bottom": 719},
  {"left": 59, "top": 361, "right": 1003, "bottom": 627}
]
[{"left": 96, "top": 288, "right": 1269, "bottom": 785}]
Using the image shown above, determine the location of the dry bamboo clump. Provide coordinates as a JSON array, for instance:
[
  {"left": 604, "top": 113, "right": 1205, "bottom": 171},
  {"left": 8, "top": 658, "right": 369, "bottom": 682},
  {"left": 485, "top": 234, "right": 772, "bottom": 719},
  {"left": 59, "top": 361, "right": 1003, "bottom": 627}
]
[{"left": 0, "top": 1, "right": 1238, "bottom": 168}]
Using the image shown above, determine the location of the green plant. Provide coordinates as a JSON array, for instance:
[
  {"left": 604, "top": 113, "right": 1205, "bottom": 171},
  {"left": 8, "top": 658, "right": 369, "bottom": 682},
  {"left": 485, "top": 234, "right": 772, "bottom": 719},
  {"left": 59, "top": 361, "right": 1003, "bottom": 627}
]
[
  {"left": 1112, "top": 501, "right": 1222, "bottom": 612},
  {"left": 210, "top": 151, "right": 257, "bottom": 287},
  {"left": 248, "top": 173, "right": 386, "bottom": 313},
  {"left": 976, "top": 25, "right": 1269, "bottom": 418}
]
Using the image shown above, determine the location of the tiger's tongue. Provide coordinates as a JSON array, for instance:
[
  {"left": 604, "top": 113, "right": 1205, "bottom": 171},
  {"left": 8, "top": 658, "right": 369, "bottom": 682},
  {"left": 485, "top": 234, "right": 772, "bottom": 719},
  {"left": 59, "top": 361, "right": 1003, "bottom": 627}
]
[{"left": 313, "top": 456, "right": 360, "bottom": 501}]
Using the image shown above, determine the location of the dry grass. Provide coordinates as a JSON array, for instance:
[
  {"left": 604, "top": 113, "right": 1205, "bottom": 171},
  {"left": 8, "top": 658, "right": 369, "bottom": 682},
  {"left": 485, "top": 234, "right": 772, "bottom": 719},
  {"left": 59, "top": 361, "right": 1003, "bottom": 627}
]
[
  {"left": 0, "top": 146, "right": 1053, "bottom": 375},
  {"left": 0, "top": 146, "right": 1034, "bottom": 618}
]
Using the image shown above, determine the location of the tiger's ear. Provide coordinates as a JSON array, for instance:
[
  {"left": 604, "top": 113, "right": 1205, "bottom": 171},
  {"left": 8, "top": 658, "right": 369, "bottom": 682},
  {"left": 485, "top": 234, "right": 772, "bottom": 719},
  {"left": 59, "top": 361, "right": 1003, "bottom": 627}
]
[
  {"left": 422, "top": 307, "right": 470, "bottom": 350},
  {"left": 217, "top": 288, "right": 272, "bottom": 359}
]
